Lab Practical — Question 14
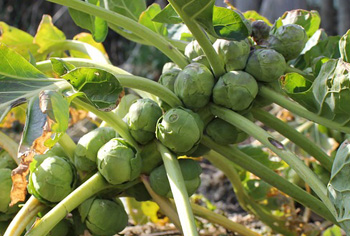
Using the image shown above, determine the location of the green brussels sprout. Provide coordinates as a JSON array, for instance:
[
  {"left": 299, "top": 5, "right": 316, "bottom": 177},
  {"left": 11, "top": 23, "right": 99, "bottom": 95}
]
[
  {"left": 190, "top": 144, "right": 211, "bottom": 157},
  {"left": 184, "top": 40, "right": 203, "bottom": 60},
  {"left": 174, "top": 63, "right": 215, "bottom": 110},
  {"left": 206, "top": 118, "right": 248, "bottom": 145},
  {"left": 156, "top": 107, "right": 204, "bottom": 155},
  {"left": 28, "top": 156, "right": 76, "bottom": 203},
  {"left": 251, "top": 20, "right": 271, "bottom": 45},
  {"left": 140, "top": 141, "right": 163, "bottom": 175},
  {"left": 191, "top": 55, "right": 211, "bottom": 69},
  {"left": 245, "top": 48, "right": 286, "bottom": 82},
  {"left": 268, "top": 24, "right": 307, "bottom": 60},
  {"left": 0, "top": 151, "right": 16, "bottom": 170},
  {"left": 79, "top": 197, "right": 128, "bottom": 236},
  {"left": 97, "top": 138, "right": 141, "bottom": 185},
  {"left": 162, "top": 62, "right": 179, "bottom": 73},
  {"left": 213, "top": 39, "right": 250, "bottom": 71},
  {"left": 150, "top": 159, "right": 202, "bottom": 198},
  {"left": 126, "top": 99, "right": 163, "bottom": 145},
  {"left": 124, "top": 182, "right": 152, "bottom": 201},
  {"left": 34, "top": 145, "right": 67, "bottom": 167},
  {"left": 212, "top": 71, "right": 258, "bottom": 111},
  {"left": 0, "top": 168, "right": 12, "bottom": 213},
  {"left": 74, "top": 127, "right": 117, "bottom": 172},
  {"left": 158, "top": 68, "right": 181, "bottom": 92}
]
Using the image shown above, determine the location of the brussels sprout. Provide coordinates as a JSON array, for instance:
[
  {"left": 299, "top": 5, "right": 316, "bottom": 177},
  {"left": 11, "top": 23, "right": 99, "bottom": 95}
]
[
  {"left": 269, "top": 24, "right": 307, "bottom": 61},
  {"left": 150, "top": 159, "right": 202, "bottom": 198},
  {"left": 29, "top": 156, "right": 76, "bottom": 203},
  {"left": 206, "top": 118, "right": 248, "bottom": 145},
  {"left": 158, "top": 68, "right": 181, "bottom": 93},
  {"left": 190, "top": 144, "right": 211, "bottom": 157},
  {"left": 97, "top": 138, "right": 141, "bottom": 185},
  {"left": 251, "top": 20, "right": 271, "bottom": 45},
  {"left": 162, "top": 62, "right": 179, "bottom": 73},
  {"left": 184, "top": 40, "right": 203, "bottom": 60},
  {"left": 126, "top": 99, "right": 162, "bottom": 145},
  {"left": 174, "top": 63, "right": 215, "bottom": 110},
  {"left": 124, "top": 182, "right": 152, "bottom": 201},
  {"left": 0, "top": 151, "right": 16, "bottom": 170},
  {"left": 0, "top": 169, "right": 12, "bottom": 213},
  {"left": 140, "top": 141, "right": 163, "bottom": 175},
  {"left": 34, "top": 145, "right": 67, "bottom": 167},
  {"left": 79, "top": 197, "right": 128, "bottom": 236},
  {"left": 191, "top": 55, "right": 211, "bottom": 69},
  {"left": 74, "top": 127, "right": 117, "bottom": 172},
  {"left": 213, "top": 39, "right": 250, "bottom": 71},
  {"left": 213, "top": 71, "right": 258, "bottom": 111},
  {"left": 245, "top": 48, "right": 286, "bottom": 82},
  {"left": 156, "top": 107, "right": 204, "bottom": 155}
]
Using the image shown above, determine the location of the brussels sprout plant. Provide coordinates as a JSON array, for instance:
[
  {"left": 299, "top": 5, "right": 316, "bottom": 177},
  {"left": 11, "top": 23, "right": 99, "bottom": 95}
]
[{"left": 1, "top": 2, "right": 350, "bottom": 236}]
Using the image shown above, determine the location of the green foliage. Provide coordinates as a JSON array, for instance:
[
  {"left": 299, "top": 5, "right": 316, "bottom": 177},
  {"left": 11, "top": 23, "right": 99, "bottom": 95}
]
[{"left": 0, "top": 169, "right": 12, "bottom": 213}]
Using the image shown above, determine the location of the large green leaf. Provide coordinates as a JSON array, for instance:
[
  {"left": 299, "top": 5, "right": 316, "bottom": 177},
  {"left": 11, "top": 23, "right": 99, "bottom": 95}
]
[
  {"left": 69, "top": 0, "right": 108, "bottom": 42},
  {"left": 100, "top": 0, "right": 146, "bottom": 21},
  {"left": 239, "top": 145, "right": 284, "bottom": 170},
  {"left": 328, "top": 139, "right": 350, "bottom": 234},
  {"left": 0, "top": 44, "right": 64, "bottom": 123},
  {"left": 170, "top": 0, "right": 251, "bottom": 40},
  {"left": 340, "top": 29, "right": 350, "bottom": 63},
  {"left": 62, "top": 67, "right": 123, "bottom": 111},
  {"left": 33, "top": 15, "right": 66, "bottom": 53},
  {"left": 139, "top": 4, "right": 167, "bottom": 36},
  {"left": 272, "top": 9, "right": 321, "bottom": 38},
  {"left": 282, "top": 59, "right": 350, "bottom": 127},
  {"left": 152, "top": 4, "right": 183, "bottom": 24}
]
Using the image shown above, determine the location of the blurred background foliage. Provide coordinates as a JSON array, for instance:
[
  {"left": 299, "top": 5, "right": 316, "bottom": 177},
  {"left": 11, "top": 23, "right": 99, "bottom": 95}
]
[{"left": 1, "top": 0, "right": 349, "bottom": 79}]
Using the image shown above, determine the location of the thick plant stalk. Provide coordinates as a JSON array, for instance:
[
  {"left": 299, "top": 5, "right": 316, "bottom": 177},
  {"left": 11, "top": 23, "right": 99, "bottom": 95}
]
[
  {"left": 0, "top": 131, "right": 20, "bottom": 165},
  {"left": 210, "top": 104, "right": 337, "bottom": 218},
  {"left": 25, "top": 173, "right": 110, "bottom": 236},
  {"left": 190, "top": 203, "right": 263, "bottom": 236},
  {"left": 201, "top": 136, "right": 336, "bottom": 223},
  {"left": 36, "top": 59, "right": 183, "bottom": 108},
  {"left": 205, "top": 151, "right": 296, "bottom": 236},
  {"left": 168, "top": 0, "right": 226, "bottom": 78},
  {"left": 259, "top": 86, "right": 350, "bottom": 134},
  {"left": 46, "top": 0, "right": 189, "bottom": 69},
  {"left": 252, "top": 108, "right": 333, "bottom": 172},
  {"left": 156, "top": 142, "right": 199, "bottom": 236},
  {"left": 57, "top": 133, "right": 76, "bottom": 163},
  {"left": 141, "top": 175, "right": 183, "bottom": 233},
  {"left": 4, "top": 196, "right": 46, "bottom": 236}
]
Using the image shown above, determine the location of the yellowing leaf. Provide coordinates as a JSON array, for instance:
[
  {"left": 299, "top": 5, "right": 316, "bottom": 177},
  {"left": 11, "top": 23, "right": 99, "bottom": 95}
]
[
  {"left": 70, "top": 32, "right": 108, "bottom": 59},
  {"left": 141, "top": 201, "right": 169, "bottom": 225}
]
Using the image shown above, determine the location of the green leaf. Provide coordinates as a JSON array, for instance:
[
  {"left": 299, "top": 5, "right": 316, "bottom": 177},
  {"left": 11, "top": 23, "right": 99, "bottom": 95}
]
[
  {"left": 152, "top": 4, "right": 183, "bottom": 24},
  {"left": 322, "top": 225, "right": 342, "bottom": 236},
  {"left": 33, "top": 15, "right": 66, "bottom": 53},
  {"left": 50, "top": 58, "right": 76, "bottom": 76},
  {"left": 243, "top": 10, "right": 272, "bottom": 26},
  {"left": 100, "top": 0, "right": 146, "bottom": 21},
  {"left": 328, "top": 139, "right": 350, "bottom": 234},
  {"left": 244, "top": 179, "right": 271, "bottom": 201},
  {"left": 304, "top": 36, "right": 340, "bottom": 67},
  {"left": 282, "top": 59, "right": 350, "bottom": 127},
  {"left": 62, "top": 67, "right": 123, "bottom": 111},
  {"left": 139, "top": 4, "right": 167, "bottom": 36},
  {"left": 272, "top": 9, "right": 321, "bottom": 38},
  {"left": 339, "top": 29, "right": 350, "bottom": 63},
  {"left": 0, "top": 22, "right": 40, "bottom": 61},
  {"left": 68, "top": 0, "right": 108, "bottom": 42},
  {"left": 0, "top": 44, "right": 62, "bottom": 123},
  {"left": 170, "top": 0, "right": 251, "bottom": 40}
]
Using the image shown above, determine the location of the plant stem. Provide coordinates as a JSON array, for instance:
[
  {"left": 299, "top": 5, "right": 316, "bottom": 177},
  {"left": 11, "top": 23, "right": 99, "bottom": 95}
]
[
  {"left": 72, "top": 98, "right": 139, "bottom": 150},
  {"left": 190, "top": 203, "right": 262, "bottom": 236},
  {"left": 201, "top": 136, "right": 336, "bottom": 223},
  {"left": 36, "top": 59, "right": 183, "bottom": 108},
  {"left": 210, "top": 104, "right": 337, "bottom": 218},
  {"left": 156, "top": 142, "right": 199, "bottom": 236},
  {"left": 168, "top": 0, "right": 225, "bottom": 78},
  {"left": 251, "top": 108, "right": 333, "bottom": 172},
  {"left": 46, "top": 0, "right": 189, "bottom": 68},
  {"left": 205, "top": 151, "right": 297, "bottom": 236},
  {"left": 25, "top": 173, "right": 110, "bottom": 236},
  {"left": 141, "top": 175, "right": 183, "bottom": 233},
  {"left": 4, "top": 196, "right": 46, "bottom": 236},
  {"left": 44, "top": 40, "right": 110, "bottom": 64},
  {"left": 0, "top": 131, "right": 20, "bottom": 165},
  {"left": 57, "top": 133, "right": 76, "bottom": 163},
  {"left": 259, "top": 86, "right": 350, "bottom": 133}
]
